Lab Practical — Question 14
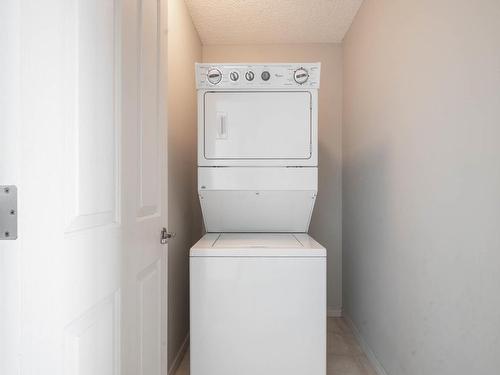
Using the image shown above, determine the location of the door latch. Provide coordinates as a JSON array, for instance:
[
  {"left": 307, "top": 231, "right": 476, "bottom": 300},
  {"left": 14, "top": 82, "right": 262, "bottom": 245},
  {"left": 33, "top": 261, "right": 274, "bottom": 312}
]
[
  {"left": 160, "top": 227, "right": 175, "bottom": 244},
  {"left": 1, "top": 185, "right": 17, "bottom": 240}
]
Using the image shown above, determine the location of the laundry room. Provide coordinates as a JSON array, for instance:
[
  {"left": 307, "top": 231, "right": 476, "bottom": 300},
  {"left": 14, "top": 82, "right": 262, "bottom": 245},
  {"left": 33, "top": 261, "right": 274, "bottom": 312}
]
[
  {"left": 2, "top": 1, "right": 500, "bottom": 375},
  {"left": 167, "top": 0, "right": 343, "bottom": 373},
  {"left": 167, "top": 1, "right": 500, "bottom": 375}
]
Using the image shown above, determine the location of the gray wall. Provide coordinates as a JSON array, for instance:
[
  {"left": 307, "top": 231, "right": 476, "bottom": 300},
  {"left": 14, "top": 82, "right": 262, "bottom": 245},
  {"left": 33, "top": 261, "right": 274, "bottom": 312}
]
[
  {"left": 343, "top": 1, "right": 500, "bottom": 374},
  {"left": 167, "top": 0, "right": 202, "bottom": 369},
  {"left": 203, "top": 44, "right": 343, "bottom": 314}
]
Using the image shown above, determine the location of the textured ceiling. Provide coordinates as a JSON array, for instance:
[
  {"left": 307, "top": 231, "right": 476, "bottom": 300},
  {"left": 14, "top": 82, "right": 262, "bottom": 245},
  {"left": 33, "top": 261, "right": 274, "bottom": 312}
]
[{"left": 184, "top": 0, "right": 363, "bottom": 45}]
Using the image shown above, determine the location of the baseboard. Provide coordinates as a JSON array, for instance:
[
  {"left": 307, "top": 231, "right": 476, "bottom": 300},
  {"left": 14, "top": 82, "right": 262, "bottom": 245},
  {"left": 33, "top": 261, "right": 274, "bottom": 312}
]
[
  {"left": 327, "top": 308, "right": 343, "bottom": 317},
  {"left": 343, "top": 315, "right": 389, "bottom": 375},
  {"left": 167, "top": 333, "right": 189, "bottom": 375}
]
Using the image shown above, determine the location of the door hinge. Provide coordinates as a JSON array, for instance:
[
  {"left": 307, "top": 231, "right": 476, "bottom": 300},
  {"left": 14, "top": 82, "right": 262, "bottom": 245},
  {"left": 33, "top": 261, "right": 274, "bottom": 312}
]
[
  {"left": 1, "top": 185, "right": 17, "bottom": 240},
  {"left": 160, "top": 227, "right": 175, "bottom": 244}
]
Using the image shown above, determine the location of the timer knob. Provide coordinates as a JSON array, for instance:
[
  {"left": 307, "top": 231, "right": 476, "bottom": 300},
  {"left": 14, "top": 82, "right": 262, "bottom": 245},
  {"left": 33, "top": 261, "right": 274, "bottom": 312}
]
[
  {"left": 207, "top": 68, "right": 222, "bottom": 84},
  {"left": 293, "top": 68, "right": 309, "bottom": 84},
  {"left": 245, "top": 71, "right": 255, "bottom": 81},
  {"left": 261, "top": 71, "right": 271, "bottom": 81}
]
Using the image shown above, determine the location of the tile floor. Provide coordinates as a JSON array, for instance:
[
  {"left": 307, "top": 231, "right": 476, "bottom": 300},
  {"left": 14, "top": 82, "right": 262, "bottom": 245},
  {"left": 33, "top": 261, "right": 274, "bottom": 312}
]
[{"left": 174, "top": 317, "right": 377, "bottom": 375}]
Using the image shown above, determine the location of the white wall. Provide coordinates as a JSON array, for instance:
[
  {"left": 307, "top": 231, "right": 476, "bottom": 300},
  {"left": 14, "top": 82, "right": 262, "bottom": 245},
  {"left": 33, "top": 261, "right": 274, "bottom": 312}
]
[
  {"left": 203, "top": 44, "right": 343, "bottom": 314},
  {"left": 343, "top": 1, "right": 500, "bottom": 374},
  {"left": 167, "top": 0, "right": 202, "bottom": 369}
]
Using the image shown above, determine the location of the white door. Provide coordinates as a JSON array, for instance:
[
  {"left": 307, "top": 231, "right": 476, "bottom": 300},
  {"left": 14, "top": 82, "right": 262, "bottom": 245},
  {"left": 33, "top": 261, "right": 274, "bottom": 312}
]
[
  {"left": 0, "top": 1, "right": 167, "bottom": 375},
  {"left": 0, "top": 3, "right": 21, "bottom": 374},
  {"left": 203, "top": 92, "right": 312, "bottom": 160},
  {"left": 122, "top": 0, "right": 168, "bottom": 374}
]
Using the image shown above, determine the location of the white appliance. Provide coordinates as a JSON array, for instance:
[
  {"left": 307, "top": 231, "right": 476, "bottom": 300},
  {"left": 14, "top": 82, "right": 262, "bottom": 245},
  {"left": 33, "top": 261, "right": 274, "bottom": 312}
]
[
  {"left": 190, "top": 233, "right": 326, "bottom": 375},
  {"left": 196, "top": 63, "right": 320, "bottom": 232},
  {"left": 191, "top": 63, "right": 326, "bottom": 375}
]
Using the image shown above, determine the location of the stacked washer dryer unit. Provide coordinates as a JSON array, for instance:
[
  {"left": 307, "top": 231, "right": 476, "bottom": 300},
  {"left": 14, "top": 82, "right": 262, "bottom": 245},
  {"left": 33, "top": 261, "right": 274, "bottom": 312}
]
[{"left": 190, "top": 63, "right": 326, "bottom": 375}]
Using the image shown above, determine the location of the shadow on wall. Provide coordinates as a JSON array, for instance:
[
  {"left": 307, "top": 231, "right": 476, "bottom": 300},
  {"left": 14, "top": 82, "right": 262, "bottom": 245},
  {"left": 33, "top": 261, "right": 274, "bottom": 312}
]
[
  {"left": 342, "top": 143, "right": 391, "bottom": 321},
  {"left": 309, "top": 137, "right": 342, "bottom": 314}
]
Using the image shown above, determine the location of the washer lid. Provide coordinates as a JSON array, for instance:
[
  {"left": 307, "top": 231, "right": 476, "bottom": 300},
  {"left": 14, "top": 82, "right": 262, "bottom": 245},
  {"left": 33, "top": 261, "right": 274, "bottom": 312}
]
[{"left": 190, "top": 233, "right": 326, "bottom": 257}]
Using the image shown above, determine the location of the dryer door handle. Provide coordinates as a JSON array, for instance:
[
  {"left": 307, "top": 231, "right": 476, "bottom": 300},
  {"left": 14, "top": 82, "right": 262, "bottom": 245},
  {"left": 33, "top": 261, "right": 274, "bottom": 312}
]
[{"left": 217, "top": 112, "right": 228, "bottom": 139}]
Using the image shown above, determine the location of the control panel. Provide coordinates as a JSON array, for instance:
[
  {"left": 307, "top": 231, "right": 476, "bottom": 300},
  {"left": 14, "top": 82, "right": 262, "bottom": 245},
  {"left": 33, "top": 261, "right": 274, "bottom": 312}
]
[{"left": 196, "top": 63, "right": 321, "bottom": 89}]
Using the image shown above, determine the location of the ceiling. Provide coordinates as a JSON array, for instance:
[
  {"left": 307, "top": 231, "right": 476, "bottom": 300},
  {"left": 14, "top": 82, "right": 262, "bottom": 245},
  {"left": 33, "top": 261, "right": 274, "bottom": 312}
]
[{"left": 184, "top": 0, "right": 363, "bottom": 45}]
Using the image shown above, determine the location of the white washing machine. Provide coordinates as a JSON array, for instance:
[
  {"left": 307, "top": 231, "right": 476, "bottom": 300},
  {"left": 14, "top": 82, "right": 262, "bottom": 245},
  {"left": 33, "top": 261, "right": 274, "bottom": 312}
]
[
  {"left": 190, "top": 233, "right": 326, "bottom": 375},
  {"left": 191, "top": 63, "right": 326, "bottom": 375}
]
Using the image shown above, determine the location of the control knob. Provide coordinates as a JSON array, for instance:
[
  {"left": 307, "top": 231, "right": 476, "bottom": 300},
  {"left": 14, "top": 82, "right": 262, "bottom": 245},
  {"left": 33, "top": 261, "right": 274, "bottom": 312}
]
[
  {"left": 229, "top": 71, "right": 239, "bottom": 81},
  {"left": 261, "top": 71, "right": 271, "bottom": 81},
  {"left": 207, "top": 68, "right": 222, "bottom": 84},
  {"left": 293, "top": 68, "right": 309, "bottom": 84},
  {"left": 245, "top": 71, "right": 255, "bottom": 81}
]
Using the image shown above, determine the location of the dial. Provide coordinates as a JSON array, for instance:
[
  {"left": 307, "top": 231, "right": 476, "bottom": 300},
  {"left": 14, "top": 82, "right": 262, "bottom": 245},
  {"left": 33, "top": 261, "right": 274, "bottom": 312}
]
[
  {"left": 261, "top": 71, "right": 271, "bottom": 81},
  {"left": 293, "top": 68, "right": 309, "bottom": 84},
  {"left": 207, "top": 68, "right": 222, "bottom": 84},
  {"left": 229, "top": 71, "right": 239, "bottom": 81},
  {"left": 245, "top": 71, "right": 255, "bottom": 81}
]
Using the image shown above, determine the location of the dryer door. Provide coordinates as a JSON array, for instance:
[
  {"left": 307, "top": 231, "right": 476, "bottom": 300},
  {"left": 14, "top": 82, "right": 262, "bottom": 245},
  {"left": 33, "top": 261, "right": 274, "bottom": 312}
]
[{"left": 203, "top": 91, "right": 311, "bottom": 160}]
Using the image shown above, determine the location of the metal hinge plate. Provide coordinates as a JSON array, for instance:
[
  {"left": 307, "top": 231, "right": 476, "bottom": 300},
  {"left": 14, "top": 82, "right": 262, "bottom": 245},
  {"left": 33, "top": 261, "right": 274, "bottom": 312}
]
[{"left": 0, "top": 185, "right": 18, "bottom": 240}]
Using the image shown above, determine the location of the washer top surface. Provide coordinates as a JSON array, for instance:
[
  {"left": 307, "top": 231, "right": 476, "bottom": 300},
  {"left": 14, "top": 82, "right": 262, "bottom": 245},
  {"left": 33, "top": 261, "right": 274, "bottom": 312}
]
[{"left": 190, "top": 233, "right": 326, "bottom": 257}]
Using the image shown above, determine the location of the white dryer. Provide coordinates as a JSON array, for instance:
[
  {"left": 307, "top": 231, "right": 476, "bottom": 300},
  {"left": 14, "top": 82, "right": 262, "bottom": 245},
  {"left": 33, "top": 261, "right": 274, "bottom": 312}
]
[
  {"left": 190, "top": 63, "right": 326, "bottom": 375},
  {"left": 195, "top": 63, "right": 321, "bottom": 232}
]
